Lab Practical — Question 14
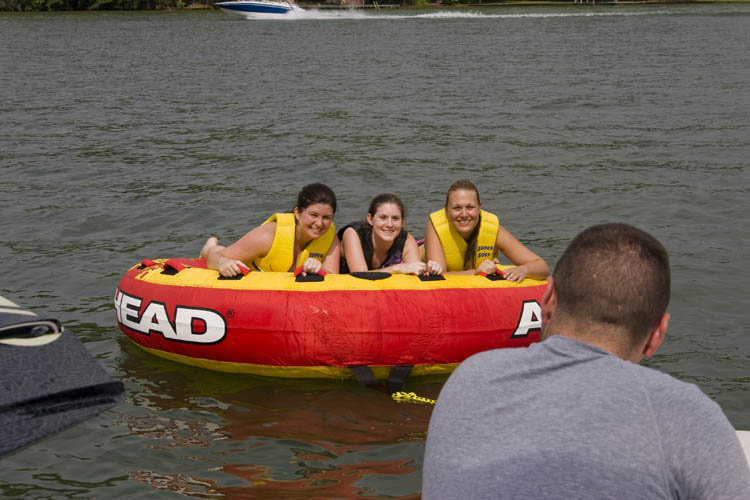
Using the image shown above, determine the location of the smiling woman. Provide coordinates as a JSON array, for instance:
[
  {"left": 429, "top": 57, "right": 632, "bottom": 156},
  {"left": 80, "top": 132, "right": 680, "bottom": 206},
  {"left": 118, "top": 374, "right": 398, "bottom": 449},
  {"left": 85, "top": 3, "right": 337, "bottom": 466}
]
[
  {"left": 338, "top": 193, "right": 442, "bottom": 276},
  {"left": 200, "top": 183, "right": 341, "bottom": 276},
  {"left": 425, "top": 179, "right": 550, "bottom": 282}
]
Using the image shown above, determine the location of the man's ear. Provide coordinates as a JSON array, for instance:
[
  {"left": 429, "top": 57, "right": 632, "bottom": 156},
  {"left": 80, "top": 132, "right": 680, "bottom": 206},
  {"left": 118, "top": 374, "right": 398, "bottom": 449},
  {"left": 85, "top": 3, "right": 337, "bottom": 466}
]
[
  {"left": 641, "top": 312, "right": 670, "bottom": 359},
  {"left": 541, "top": 276, "right": 557, "bottom": 324}
]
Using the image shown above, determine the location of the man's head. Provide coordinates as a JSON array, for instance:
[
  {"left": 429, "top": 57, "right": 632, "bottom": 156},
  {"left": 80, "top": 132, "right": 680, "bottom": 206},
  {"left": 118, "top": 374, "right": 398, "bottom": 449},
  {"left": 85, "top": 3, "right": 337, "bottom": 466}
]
[{"left": 542, "top": 223, "right": 671, "bottom": 360}]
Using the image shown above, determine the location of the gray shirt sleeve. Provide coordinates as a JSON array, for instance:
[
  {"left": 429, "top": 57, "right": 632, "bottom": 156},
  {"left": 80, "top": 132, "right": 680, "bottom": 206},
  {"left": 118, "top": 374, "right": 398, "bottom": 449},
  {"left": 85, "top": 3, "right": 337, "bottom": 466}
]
[{"left": 651, "top": 380, "right": 750, "bottom": 500}]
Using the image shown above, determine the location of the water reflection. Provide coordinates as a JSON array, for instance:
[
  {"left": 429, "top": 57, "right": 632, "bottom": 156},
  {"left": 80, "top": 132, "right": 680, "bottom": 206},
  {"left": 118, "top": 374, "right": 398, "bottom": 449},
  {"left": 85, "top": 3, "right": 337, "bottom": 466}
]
[{"left": 118, "top": 337, "right": 441, "bottom": 498}]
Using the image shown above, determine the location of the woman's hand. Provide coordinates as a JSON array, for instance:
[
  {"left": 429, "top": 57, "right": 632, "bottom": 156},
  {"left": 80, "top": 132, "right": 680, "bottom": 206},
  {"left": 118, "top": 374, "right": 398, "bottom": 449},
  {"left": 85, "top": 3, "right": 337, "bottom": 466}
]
[
  {"left": 394, "top": 261, "right": 427, "bottom": 275},
  {"left": 501, "top": 266, "right": 527, "bottom": 283},
  {"left": 302, "top": 257, "right": 323, "bottom": 276},
  {"left": 476, "top": 259, "right": 500, "bottom": 276},
  {"left": 425, "top": 260, "right": 443, "bottom": 275},
  {"left": 217, "top": 257, "right": 248, "bottom": 277}
]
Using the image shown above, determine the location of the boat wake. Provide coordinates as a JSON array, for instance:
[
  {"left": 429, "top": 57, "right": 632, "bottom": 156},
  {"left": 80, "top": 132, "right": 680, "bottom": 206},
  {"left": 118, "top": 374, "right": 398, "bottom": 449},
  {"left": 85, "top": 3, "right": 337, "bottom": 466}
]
[{"left": 253, "top": 9, "right": 677, "bottom": 21}]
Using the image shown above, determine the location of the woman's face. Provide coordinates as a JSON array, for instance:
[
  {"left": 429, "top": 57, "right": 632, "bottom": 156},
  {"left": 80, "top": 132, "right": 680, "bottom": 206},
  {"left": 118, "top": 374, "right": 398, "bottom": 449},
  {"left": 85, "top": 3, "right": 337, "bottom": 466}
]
[
  {"left": 367, "top": 202, "right": 404, "bottom": 244},
  {"left": 446, "top": 189, "right": 480, "bottom": 239},
  {"left": 294, "top": 203, "right": 334, "bottom": 241}
]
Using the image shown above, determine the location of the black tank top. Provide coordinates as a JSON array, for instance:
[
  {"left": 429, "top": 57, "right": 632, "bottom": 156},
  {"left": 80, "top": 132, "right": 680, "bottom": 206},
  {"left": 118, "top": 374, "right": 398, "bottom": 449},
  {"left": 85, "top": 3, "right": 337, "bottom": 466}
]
[{"left": 337, "top": 220, "right": 408, "bottom": 274}]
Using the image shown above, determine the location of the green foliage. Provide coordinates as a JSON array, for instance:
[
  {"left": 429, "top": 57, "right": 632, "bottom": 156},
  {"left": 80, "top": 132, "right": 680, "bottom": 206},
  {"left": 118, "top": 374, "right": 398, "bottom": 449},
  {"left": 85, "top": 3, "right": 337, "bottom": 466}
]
[{"left": 0, "top": 0, "right": 203, "bottom": 9}]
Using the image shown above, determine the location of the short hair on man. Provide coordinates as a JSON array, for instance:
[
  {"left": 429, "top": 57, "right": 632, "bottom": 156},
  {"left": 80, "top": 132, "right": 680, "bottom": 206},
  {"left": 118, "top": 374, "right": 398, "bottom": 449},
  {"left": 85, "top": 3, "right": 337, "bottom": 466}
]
[{"left": 553, "top": 223, "right": 670, "bottom": 343}]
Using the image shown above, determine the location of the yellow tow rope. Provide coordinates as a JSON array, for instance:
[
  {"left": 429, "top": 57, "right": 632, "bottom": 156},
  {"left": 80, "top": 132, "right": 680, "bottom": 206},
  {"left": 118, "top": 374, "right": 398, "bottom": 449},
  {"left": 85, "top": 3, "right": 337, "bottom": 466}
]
[{"left": 391, "top": 391, "right": 436, "bottom": 405}]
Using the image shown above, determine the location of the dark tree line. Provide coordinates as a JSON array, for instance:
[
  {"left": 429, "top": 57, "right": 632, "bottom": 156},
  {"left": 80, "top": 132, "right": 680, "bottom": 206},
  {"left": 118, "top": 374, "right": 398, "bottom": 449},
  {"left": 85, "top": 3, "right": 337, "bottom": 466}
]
[
  {"left": 0, "top": 0, "right": 212, "bottom": 10},
  {"left": 0, "top": 0, "right": 577, "bottom": 11}
]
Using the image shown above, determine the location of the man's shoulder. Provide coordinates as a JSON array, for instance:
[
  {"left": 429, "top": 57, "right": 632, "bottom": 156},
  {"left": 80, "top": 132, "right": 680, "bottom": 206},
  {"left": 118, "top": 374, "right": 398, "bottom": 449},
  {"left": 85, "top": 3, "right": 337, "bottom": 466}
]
[
  {"left": 454, "top": 342, "right": 536, "bottom": 373},
  {"left": 628, "top": 361, "right": 716, "bottom": 411},
  {"left": 454, "top": 336, "right": 602, "bottom": 374},
  {"left": 625, "top": 361, "right": 738, "bottom": 456},
  {"left": 630, "top": 363, "right": 750, "bottom": 497}
]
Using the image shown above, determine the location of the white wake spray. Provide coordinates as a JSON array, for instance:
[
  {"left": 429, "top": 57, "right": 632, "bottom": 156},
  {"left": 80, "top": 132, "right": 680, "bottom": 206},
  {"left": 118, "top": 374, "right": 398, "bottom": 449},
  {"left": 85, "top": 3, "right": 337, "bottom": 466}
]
[{"left": 261, "top": 8, "right": 677, "bottom": 21}]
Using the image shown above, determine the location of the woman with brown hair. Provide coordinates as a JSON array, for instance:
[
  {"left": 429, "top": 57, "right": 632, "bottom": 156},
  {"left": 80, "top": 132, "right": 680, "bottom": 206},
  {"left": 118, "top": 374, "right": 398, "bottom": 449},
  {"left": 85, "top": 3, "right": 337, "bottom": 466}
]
[{"left": 424, "top": 179, "right": 549, "bottom": 282}]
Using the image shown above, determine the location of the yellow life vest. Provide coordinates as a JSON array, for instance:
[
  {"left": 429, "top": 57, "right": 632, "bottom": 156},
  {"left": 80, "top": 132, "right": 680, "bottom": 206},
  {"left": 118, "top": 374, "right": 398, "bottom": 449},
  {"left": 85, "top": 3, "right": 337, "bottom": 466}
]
[
  {"left": 429, "top": 209, "right": 499, "bottom": 272},
  {"left": 252, "top": 213, "right": 335, "bottom": 272}
]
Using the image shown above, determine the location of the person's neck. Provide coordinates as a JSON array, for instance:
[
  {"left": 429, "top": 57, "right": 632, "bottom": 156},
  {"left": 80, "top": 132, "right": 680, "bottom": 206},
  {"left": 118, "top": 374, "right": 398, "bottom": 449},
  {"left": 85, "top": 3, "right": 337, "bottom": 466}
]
[
  {"left": 543, "top": 318, "right": 640, "bottom": 363},
  {"left": 295, "top": 226, "right": 312, "bottom": 251},
  {"left": 371, "top": 232, "right": 394, "bottom": 262}
]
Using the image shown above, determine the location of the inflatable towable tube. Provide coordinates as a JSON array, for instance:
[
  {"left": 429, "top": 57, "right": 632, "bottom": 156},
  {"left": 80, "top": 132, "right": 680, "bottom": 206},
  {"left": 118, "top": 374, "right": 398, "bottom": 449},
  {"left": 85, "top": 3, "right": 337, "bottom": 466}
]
[{"left": 115, "top": 258, "right": 546, "bottom": 379}]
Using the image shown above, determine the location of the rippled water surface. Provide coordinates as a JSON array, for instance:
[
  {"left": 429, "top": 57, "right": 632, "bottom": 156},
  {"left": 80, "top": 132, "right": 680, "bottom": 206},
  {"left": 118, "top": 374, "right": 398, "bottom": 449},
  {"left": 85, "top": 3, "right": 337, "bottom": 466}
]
[{"left": 1, "top": 4, "right": 749, "bottom": 498}]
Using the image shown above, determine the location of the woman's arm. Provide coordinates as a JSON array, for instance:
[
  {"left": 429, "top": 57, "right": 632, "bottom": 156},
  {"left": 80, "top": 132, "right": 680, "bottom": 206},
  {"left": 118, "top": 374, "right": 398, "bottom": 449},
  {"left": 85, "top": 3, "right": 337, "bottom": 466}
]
[
  {"left": 320, "top": 234, "right": 341, "bottom": 274},
  {"left": 340, "top": 227, "right": 370, "bottom": 273},
  {"left": 343, "top": 229, "right": 439, "bottom": 275},
  {"left": 400, "top": 234, "right": 421, "bottom": 264},
  {"left": 301, "top": 235, "right": 340, "bottom": 275},
  {"left": 424, "top": 219, "right": 449, "bottom": 270},
  {"left": 381, "top": 233, "right": 433, "bottom": 275},
  {"left": 205, "top": 223, "right": 275, "bottom": 277},
  {"left": 494, "top": 224, "right": 549, "bottom": 282}
]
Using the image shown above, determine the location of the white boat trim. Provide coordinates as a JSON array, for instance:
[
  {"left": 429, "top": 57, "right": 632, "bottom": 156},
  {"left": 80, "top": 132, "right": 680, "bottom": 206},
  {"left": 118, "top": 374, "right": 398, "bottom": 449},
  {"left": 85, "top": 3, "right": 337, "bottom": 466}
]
[{"left": 215, "top": 0, "right": 304, "bottom": 19}]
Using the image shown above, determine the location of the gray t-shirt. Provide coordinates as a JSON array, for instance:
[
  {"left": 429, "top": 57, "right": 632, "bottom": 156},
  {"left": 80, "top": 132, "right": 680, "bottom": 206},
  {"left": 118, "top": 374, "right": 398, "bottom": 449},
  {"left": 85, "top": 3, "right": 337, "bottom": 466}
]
[{"left": 422, "top": 335, "right": 750, "bottom": 500}]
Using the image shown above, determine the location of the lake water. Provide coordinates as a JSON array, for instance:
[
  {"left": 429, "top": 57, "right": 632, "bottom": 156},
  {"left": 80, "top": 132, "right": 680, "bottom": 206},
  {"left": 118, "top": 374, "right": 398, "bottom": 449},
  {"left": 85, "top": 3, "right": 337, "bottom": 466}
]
[{"left": 1, "top": 4, "right": 749, "bottom": 498}]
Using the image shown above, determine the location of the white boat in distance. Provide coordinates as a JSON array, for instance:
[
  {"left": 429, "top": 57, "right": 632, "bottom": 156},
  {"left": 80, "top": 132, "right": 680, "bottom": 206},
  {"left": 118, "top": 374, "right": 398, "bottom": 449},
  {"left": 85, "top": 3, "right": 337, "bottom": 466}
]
[{"left": 215, "top": 0, "right": 303, "bottom": 19}]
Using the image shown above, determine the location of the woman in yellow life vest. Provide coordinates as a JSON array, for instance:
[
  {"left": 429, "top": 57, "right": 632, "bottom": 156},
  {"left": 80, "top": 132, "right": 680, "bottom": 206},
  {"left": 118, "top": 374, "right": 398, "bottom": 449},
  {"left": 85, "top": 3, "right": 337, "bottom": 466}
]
[
  {"left": 424, "top": 179, "right": 549, "bottom": 282},
  {"left": 201, "top": 183, "right": 341, "bottom": 277}
]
